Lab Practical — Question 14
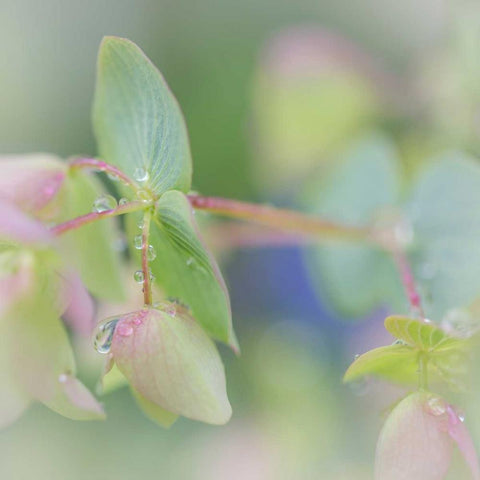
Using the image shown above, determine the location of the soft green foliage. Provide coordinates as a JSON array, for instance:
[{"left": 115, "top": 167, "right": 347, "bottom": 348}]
[
  {"left": 93, "top": 36, "right": 192, "bottom": 196},
  {"left": 131, "top": 388, "right": 178, "bottom": 428},
  {"left": 408, "top": 153, "right": 480, "bottom": 320},
  {"left": 127, "top": 191, "right": 237, "bottom": 349},
  {"left": 59, "top": 170, "right": 124, "bottom": 301},
  {"left": 304, "top": 135, "right": 404, "bottom": 316},
  {"left": 344, "top": 316, "right": 469, "bottom": 388}
]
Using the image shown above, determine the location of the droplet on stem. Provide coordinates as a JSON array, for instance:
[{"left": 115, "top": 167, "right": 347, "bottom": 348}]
[
  {"left": 92, "top": 194, "right": 117, "bottom": 213},
  {"left": 134, "top": 270, "right": 145, "bottom": 284},
  {"left": 147, "top": 245, "right": 156, "bottom": 261},
  {"left": 134, "top": 234, "right": 143, "bottom": 250}
]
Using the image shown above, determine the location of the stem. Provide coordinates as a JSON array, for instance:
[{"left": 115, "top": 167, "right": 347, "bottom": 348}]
[
  {"left": 51, "top": 201, "right": 152, "bottom": 236},
  {"left": 69, "top": 158, "right": 138, "bottom": 191},
  {"left": 418, "top": 352, "right": 429, "bottom": 390},
  {"left": 391, "top": 250, "right": 424, "bottom": 318},
  {"left": 141, "top": 209, "right": 153, "bottom": 305},
  {"left": 188, "top": 194, "right": 372, "bottom": 242}
]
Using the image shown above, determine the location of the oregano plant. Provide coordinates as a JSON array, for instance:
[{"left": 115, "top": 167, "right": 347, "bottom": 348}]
[{"left": 2, "top": 36, "right": 480, "bottom": 479}]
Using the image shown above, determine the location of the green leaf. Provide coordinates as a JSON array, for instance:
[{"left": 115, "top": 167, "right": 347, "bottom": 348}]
[
  {"left": 385, "top": 315, "right": 462, "bottom": 352},
  {"left": 408, "top": 153, "right": 480, "bottom": 320},
  {"left": 59, "top": 170, "right": 124, "bottom": 301},
  {"left": 128, "top": 190, "right": 237, "bottom": 350},
  {"left": 131, "top": 388, "right": 178, "bottom": 428},
  {"left": 100, "top": 362, "right": 128, "bottom": 395},
  {"left": 303, "top": 134, "right": 405, "bottom": 317},
  {"left": 93, "top": 36, "right": 192, "bottom": 196},
  {"left": 9, "top": 269, "right": 104, "bottom": 421},
  {"left": 344, "top": 345, "right": 418, "bottom": 384}
]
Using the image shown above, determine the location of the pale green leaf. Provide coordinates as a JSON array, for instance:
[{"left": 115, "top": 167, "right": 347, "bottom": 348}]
[
  {"left": 100, "top": 362, "right": 128, "bottom": 395},
  {"left": 58, "top": 170, "right": 124, "bottom": 301},
  {"left": 385, "top": 316, "right": 463, "bottom": 352},
  {"left": 93, "top": 36, "right": 192, "bottom": 196},
  {"left": 131, "top": 388, "right": 178, "bottom": 428},
  {"left": 127, "top": 190, "right": 237, "bottom": 349},
  {"left": 344, "top": 345, "right": 418, "bottom": 384}
]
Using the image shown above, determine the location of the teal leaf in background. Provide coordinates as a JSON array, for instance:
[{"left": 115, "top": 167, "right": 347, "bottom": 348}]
[
  {"left": 408, "top": 153, "right": 480, "bottom": 320},
  {"left": 93, "top": 36, "right": 192, "bottom": 196},
  {"left": 303, "top": 134, "right": 405, "bottom": 317},
  {"left": 58, "top": 170, "right": 124, "bottom": 301}
]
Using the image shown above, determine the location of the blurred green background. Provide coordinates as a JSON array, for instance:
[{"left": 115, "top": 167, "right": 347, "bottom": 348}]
[{"left": 1, "top": 0, "right": 477, "bottom": 478}]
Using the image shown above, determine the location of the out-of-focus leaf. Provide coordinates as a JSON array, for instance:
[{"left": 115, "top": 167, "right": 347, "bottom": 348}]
[
  {"left": 58, "top": 170, "right": 124, "bottom": 301},
  {"left": 93, "top": 36, "right": 192, "bottom": 196},
  {"left": 252, "top": 28, "right": 384, "bottom": 193},
  {"left": 344, "top": 345, "right": 418, "bottom": 384},
  {"left": 100, "top": 362, "right": 128, "bottom": 395},
  {"left": 303, "top": 135, "right": 404, "bottom": 317},
  {"left": 127, "top": 190, "right": 237, "bottom": 349},
  {"left": 408, "top": 154, "right": 480, "bottom": 320},
  {"left": 111, "top": 306, "right": 232, "bottom": 425},
  {"left": 131, "top": 388, "right": 178, "bottom": 428},
  {"left": 385, "top": 316, "right": 463, "bottom": 352},
  {"left": 8, "top": 272, "right": 104, "bottom": 421}
]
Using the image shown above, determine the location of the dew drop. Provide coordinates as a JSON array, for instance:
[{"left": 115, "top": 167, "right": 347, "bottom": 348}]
[
  {"left": 119, "top": 197, "right": 128, "bottom": 206},
  {"left": 147, "top": 245, "right": 156, "bottom": 261},
  {"left": 117, "top": 323, "right": 133, "bottom": 337},
  {"left": 186, "top": 257, "right": 194, "bottom": 267},
  {"left": 134, "top": 234, "right": 143, "bottom": 250},
  {"left": 354, "top": 354, "right": 360, "bottom": 360},
  {"left": 427, "top": 396, "right": 447, "bottom": 416},
  {"left": 93, "top": 317, "right": 120, "bottom": 354},
  {"left": 58, "top": 373, "right": 69, "bottom": 383},
  {"left": 134, "top": 270, "right": 145, "bottom": 284},
  {"left": 107, "top": 172, "right": 119, "bottom": 182},
  {"left": 92, "top": 194, "right": 117, "bottom": 213},
  {"left": 133, "top": 167, "right": 149, "bottom": 183},
  {"left": 149, "top": 269, "right": 155, "bottom": 282}
]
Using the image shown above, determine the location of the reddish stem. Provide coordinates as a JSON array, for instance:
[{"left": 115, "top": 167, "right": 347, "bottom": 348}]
[
  {"left": 391, "top": 250, "right": 424, "bottom": 318},
  {"left": 141, "top": 209, "right": 153, "bottom": 305},
  {"left": 188, "top": 194, "right": 371, "bottom": 241},
  {"left": 51, "top": 201, "right": 150, "bottom": 236},
  {"left": 69, "top": 158, "right": 138, "bottom": 190}
]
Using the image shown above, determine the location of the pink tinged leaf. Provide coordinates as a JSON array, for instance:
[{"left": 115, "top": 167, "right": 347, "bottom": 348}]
[
  {"left": 61, "top": 271, "right": 95, "bottom": 337},
  {"left": 375, "top": 392, "right": 453, "bottom": 480},
  {"left": 0, "top": 200, "right": 52, "bottom": 245},
  {"left": 446, "top": 406, "right": 480, "bottom": 480},
  {"left": 0, "top": 154, "right": 66, "bottom": 215},
  {"left": 111, "top": 306, "right": 232, "bottom": 425}
]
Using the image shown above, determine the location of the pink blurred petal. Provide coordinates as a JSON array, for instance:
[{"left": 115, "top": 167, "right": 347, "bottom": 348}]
[
  {"left": 0, "top": 256, "right": 34, "bottom": 317},
  {"left": 58, "top": 374, "right": 105, "bottom": 417},
  {"left": 62, "top": 271, "right": 95, "bottom": 337},
  {"left": 0, "top": 200, "right": 52, "bottom": 245},
  {"left": 447, "top": 406, "right": 480, "bottom": 480},
  {"left": 375, "top": 392, "right": 453, "bottom": 480},
  {"left": 0, "top": 154, "right": 66, "bottom": 215}
]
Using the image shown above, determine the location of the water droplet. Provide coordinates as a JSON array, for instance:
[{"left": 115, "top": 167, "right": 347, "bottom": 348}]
[
  {"left": 107, "top": 172, "right": 119, "bottom": 182},
  {"left": 93, "top": 317, "right": 120, "bottom": 354},
  {"left": 136, "top": 189, "right": 151, "bottom": 203},
  {"left": 58, "top": 373, "right": 69, "bottom": 383},
  {"left": 423, "top": 318, "right": 432, "bottom": 324},
  {"left": 136, "top": 217, "right": 144, "bottom": 228},
  {"left": 442, "top": 308, "right": 479, "bottom": 338},
  {"left": 147, "top": 245, "right": 156, "bottom": 261},
  {"left": 134, "top": 234, "right": 143, "bottom": 250},
  {"left": 119, "top": 197, "right": 128, "bottom": 206},
  {"left": 354, "top": 354, "right": 360, "bottom": 360},
  {"left": 186, "top": 257, "right": 194, "bottom": 267},
  {"left": 117, "top": 323, "right": 133, "bottom": 337},
  {"left": 427, "top": 396, "right": 447, "bottom": 416},
  {"left": 133, "top": 167, "right": 149, "bottom": 183},
  {"left": 149, "top": 269, "right": 155, "bottom": 282},
  {"left": 92, "top": 194, "right": 117, "bottom": 213},
  {"left": 134, "top": 270, "right": 144, "bottom": 284}
]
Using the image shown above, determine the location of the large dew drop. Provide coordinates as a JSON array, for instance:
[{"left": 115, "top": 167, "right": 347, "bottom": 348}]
[
  {"left": 93, "top": 317, "right": 120, "bottom": 354},
  {"left": 133, "top": 167, "right": 149, "bottom": 183},
  {"left": 92, "top": 194, "right": 117, "bottom": 213}
]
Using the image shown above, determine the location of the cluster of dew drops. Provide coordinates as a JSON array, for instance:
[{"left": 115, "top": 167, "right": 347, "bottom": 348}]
[{"left": 91, "top": 166, "right": 161, "bottom": 354}]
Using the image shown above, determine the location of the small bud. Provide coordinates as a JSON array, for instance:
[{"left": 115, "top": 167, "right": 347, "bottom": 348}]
[{"left": 111, "top": 305, "right": 232, "bottom": 425}]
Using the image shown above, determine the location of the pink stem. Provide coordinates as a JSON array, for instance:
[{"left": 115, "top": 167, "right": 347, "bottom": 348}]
[
  {"left": 188, "top": 194, "right": 371, "bottom": 241},
  {"left": 392, "top": 250, "right": 424, "bottom": 317},
  {"left": 69, "top": 158, "right": 138, "bottom": 190},
  {"left": 51, "top": 201, "right": 150, "bottom": 236}
]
